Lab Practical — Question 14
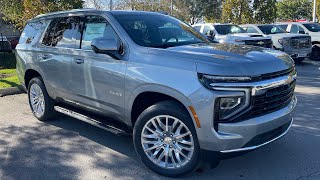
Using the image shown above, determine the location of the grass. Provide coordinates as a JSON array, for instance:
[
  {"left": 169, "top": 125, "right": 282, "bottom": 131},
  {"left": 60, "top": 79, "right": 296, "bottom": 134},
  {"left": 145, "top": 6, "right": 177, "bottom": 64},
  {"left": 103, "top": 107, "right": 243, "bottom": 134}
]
[{"left": 0, "top": 68, "right": 20, "bottom": 89}]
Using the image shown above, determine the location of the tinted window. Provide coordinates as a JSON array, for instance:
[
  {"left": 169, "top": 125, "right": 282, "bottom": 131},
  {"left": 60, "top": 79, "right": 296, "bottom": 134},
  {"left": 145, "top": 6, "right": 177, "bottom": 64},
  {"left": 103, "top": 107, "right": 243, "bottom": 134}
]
[
  {"left": 81, "top": 16, "right": 119, "bottom": 50},
  {"left": 290, "top": 24, "right": 299, "bottom": 33},
  {"left": 51, "top": 17, "right": 82, "bottom": 48},
  {"left": 42, "top": 18, "right": 60, "bottom": 46},
  {"left": 213, "top": 25, "right": 246, "bottom": 35},
  {"left": 113, "top": 14, "right": 209, "bottom": 48},
  {"left": 246, "top": 27, "right": 259, "bottom": 33},
  {"left": 20, "top": 20, "right": 47, "bottom": 44},
  {"left": 277, "top": 24, "right": 288, "bottom": 31},
  {"left": 257, "top": 25, "right": 286, "bottom": 34},
  {"left": 303, "top": 23, "right": 320, "bottom": 32},
  {"left": 193, "top": 25, "right": 201, "bottom": 32}
]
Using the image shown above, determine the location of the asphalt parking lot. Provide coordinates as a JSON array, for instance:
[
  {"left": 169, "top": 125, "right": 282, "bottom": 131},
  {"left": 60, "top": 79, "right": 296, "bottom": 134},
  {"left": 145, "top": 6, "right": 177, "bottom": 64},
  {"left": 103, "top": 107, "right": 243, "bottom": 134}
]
[{"left": 0, "top": 60, "right": 319, "bottom": 180}]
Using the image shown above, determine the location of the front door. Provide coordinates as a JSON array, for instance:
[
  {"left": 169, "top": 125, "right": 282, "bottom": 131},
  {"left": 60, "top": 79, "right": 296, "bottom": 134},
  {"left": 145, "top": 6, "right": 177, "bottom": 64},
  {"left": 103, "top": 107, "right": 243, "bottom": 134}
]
[{"left": 71, "top": 15, "right": 126, "bottom": 122}]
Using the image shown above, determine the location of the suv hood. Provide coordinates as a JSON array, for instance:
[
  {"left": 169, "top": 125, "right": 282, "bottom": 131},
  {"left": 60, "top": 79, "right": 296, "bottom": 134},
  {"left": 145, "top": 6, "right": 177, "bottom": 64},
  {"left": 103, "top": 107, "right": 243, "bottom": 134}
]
[
  {"left": 151, "top": 43, "right": 294, "bottom": 77},
  {"left": 268, "top": 33, "right": 310, "bottom": 39},
  {"left": 228, "top": 33, "right": 265, "bottom": 38}
]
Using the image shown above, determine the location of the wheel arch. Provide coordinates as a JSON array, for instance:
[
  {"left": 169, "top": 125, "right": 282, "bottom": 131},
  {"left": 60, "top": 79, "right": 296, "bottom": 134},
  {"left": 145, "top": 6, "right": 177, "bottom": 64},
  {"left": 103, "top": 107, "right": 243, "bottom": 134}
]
[
  {"left": 24, "top": 69, "right": 42, "bottom": 88},
  {"left": 127, "top": 85, "right": 198, "bottom": 129}
]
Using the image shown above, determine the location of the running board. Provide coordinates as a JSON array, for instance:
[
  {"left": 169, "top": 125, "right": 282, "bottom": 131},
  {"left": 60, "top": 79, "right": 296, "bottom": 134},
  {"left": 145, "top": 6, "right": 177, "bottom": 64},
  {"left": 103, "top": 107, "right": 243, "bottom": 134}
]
[{"left": 54, "top": 106, "right": 131, "bottom": 136}]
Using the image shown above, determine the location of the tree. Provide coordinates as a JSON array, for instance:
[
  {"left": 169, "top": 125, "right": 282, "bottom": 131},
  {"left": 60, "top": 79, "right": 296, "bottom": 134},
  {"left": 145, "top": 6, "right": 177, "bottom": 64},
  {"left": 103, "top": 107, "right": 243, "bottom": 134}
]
[
  {"left": 253, "top": 0, "right": 277, "bottom": 24},
  {"left": 221, "top": 0, "right": 253, "bottom": 24},
  {"left": 0, "top": 0, "right": 83, "bottom": 29},
  {"left": 276, "top": 0, "right": 313, "bottom": 21}
]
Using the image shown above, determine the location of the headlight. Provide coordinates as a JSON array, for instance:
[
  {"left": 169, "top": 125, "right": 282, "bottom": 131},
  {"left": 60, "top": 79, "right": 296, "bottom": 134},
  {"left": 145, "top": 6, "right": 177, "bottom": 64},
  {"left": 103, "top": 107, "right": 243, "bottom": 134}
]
[
  {"left": 216, "top": 96, "right": 247, "bottom": 120},
  {"left": 278, "top": 39, "right": 289, "bottom": 47},
  {"left": 198, "top": 73, "right": 252, "bottom": 89}
]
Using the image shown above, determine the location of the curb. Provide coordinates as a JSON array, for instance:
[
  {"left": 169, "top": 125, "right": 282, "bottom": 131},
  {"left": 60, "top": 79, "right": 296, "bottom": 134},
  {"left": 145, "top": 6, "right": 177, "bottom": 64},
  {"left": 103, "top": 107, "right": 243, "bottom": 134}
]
[{"left": 0, "top": 85, "right": 26, "bottom": 97}]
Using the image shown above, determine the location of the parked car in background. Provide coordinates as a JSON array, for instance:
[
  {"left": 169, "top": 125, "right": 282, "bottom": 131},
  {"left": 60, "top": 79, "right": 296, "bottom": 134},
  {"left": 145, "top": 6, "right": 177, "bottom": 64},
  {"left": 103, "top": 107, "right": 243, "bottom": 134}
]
[
  {"left": 192, "top": 23, "right": 273, "bottom": 48},
  {"left": 10, "top": 37, "right": 19, "bottom": 49},
  {"left": 0, "top": 36, "right": 12, "bottom": 53},
  {"left": 277, "top": 22, "right": 320, "bottom": 61},
  {"left": 17, "top": 9, "right": 297, "bottom": 177},
  {"left": 240, "top": 24, "right": 312, "bottom": 63}
]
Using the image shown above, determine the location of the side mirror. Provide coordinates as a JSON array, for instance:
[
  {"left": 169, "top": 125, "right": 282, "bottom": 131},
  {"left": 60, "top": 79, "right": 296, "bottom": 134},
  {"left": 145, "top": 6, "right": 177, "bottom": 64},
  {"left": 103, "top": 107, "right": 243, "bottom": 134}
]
[
  {"left": 298, "top": 31, "right": 305, "bottom": 34},
  {"left": 207, "top": 30, "right": 215, "bottom": 37},
  {"left": 206, "top": 30, "right": 216, "bottom": 43},
  {"left": 91, "top": 37, "right": 122, "bottom": 60}
]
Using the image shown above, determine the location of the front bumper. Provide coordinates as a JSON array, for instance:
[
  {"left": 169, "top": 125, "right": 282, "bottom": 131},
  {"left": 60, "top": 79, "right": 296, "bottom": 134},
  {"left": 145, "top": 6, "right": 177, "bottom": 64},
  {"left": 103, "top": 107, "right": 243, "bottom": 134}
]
[
  {"left": 188, "top": 76, "right": 297, "bottom": 152},
  {"left": 284, "top": 49, "right": 311, "bottom": 59}
]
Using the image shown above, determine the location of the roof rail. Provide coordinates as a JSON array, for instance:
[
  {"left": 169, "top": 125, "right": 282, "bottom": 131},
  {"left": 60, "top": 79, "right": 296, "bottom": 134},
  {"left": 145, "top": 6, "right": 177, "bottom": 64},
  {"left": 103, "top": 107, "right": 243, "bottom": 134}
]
[{"left": 34, "top": 8, "right": 99, "bottom": 19}]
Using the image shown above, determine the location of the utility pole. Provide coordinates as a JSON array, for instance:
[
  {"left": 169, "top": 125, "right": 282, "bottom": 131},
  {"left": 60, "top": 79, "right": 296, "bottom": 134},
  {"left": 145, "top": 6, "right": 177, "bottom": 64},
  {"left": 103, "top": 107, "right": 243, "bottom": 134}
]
[
  {"left": 170, "top": 0, "right": 173, "bottom": 15},
  {"left": 313, "top": 0, "right": 317, "bottom": 22},
  {"left": 110, "top": 0, "right": 113, "bottom": 10}
]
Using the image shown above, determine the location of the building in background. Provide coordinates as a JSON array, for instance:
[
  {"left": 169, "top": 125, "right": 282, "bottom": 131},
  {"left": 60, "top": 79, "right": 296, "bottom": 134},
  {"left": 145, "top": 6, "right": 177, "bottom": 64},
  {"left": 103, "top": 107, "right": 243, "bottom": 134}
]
[{"left": 0, "top": 13, "right": 21, "bottom": 49}]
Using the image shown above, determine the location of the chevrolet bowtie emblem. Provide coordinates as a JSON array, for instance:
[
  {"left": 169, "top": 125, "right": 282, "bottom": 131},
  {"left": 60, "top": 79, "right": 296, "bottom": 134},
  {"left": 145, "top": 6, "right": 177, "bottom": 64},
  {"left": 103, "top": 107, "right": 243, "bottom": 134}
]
[{"left": 257, "top": 41, "right": 265, "bottom": 45}]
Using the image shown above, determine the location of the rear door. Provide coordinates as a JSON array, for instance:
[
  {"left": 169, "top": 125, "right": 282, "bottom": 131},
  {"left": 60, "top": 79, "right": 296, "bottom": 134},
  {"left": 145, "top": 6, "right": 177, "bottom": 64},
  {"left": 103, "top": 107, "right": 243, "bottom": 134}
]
[
  {"left": 39, "top": 16, "right": 82, "bottom": 98},
  {"left": 70, "top": 15, "right": 126, "bottom": 122}
]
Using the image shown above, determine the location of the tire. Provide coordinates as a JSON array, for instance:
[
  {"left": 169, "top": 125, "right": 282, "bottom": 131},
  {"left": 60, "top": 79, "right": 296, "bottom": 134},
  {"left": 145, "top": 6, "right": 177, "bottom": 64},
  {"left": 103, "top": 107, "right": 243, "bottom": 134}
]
[
  {"left": 310, "top": 45, "right": 320, "bottom": 61},
  {"left": 133, "top": 101, "right": 200, "bottom": 177},
  {"left": 293, "top": 57, "right": 305, "bottom": 64},
  {"left": 28, "top": 77, "right": 56, "bottom": 121}
]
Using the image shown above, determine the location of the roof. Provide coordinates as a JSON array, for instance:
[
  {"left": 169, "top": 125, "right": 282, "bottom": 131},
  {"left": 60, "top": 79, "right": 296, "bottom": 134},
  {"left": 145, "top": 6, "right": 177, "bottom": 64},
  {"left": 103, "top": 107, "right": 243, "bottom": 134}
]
[
  {"left": 276, "top": 22, "right": 315, "bottom": 25},
  {"left": 241, "top": 24, "right": 279, "bottom": 26},
  {"left": 32, "top": 9, "right": 167, "bottom": 21},
  {"left": 33, "top": 8, "right": 102, "bottom": 19}
]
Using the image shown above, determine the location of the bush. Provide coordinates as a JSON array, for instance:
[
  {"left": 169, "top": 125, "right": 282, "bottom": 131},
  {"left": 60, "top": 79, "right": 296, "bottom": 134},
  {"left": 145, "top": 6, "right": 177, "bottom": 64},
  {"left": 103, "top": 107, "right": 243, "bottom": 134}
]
[{"left": 0, "top": 52, "right": 16, "bottom": 69}]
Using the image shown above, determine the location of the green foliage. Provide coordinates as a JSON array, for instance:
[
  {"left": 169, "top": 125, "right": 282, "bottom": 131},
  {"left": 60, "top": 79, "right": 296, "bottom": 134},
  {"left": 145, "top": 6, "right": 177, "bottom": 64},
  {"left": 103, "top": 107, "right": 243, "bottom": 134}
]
[
  {"left": 253, "top": 0, "right": 277, "bottom": 24},
  {"left": 276, "top": 0, "right": 313, "bottom": 21},
  {"left": 0, "top": 0, "right": 83, "bottom": 29},
  {"left": 221, "top": 0, "right": 253, "bottom": 24}
]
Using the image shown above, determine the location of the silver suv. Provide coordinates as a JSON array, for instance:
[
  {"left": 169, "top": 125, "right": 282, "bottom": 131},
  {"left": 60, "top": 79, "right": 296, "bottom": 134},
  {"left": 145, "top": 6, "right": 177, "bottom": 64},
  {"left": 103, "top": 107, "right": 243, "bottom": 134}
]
[
  {"left": 240, "top": 24, "right": 312, "bottom": 63},
  {"left": 192, "top": 23, "right": 273, "bottom": 48},
  {"left": 277, "top": 22, "right": 320, "bottom": 60},
  {"left": 17, "top": 10, "right": 297, "bottom": 177}
]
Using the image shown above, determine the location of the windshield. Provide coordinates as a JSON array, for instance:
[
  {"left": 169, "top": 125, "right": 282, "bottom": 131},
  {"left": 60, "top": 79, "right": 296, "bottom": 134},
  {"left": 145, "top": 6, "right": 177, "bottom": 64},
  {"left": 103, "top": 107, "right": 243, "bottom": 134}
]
[
  {"left": 257, "top": 25, "right": 286, "bottom": 35},
  {"left": 113, "top": 13, "right": 209, "bottom": 48},
  {"left": 213, "top": 25, "right": 246, "bottom": 35},
  {"left": 303, "top": 23, "right": 320, "bottom": 32}
]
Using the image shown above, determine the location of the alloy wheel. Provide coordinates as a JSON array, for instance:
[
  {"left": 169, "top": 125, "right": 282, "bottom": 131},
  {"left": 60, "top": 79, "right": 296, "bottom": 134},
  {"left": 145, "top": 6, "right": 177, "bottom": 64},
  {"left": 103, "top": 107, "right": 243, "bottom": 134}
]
[{"left": 141, "top": 115, "right": 194, "bottom": 169}]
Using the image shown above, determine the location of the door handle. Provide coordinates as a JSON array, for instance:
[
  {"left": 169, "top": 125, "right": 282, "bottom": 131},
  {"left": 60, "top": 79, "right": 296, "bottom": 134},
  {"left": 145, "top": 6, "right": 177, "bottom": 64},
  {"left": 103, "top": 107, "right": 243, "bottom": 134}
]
[{"left": 74, "top": 58, "right": 84, "bottom": 64}]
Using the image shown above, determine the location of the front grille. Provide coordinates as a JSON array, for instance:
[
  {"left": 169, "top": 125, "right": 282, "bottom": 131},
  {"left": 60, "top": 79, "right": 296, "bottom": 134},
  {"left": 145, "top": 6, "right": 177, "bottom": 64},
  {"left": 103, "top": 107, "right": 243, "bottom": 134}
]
[
  {"left": 289, "top": 37, "right": 311, "bottom": 49},
  {"left": 244, "top": 39, "right": 273, "bottom": 48},
  {"left": 236, "top": 80, "right": 295, "bottom": 121}
]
